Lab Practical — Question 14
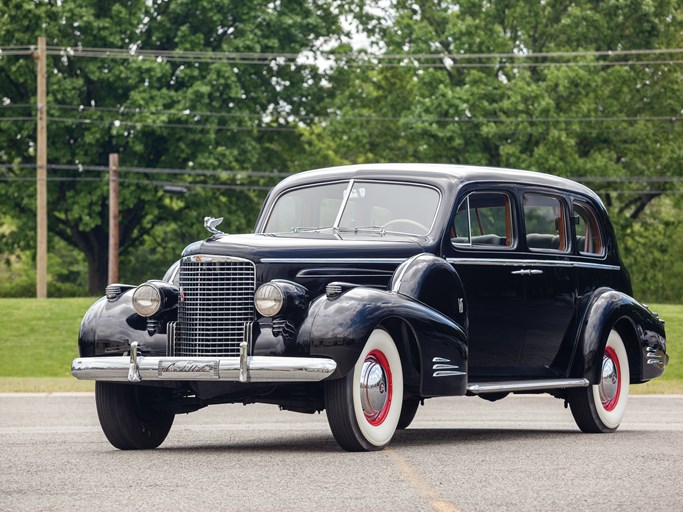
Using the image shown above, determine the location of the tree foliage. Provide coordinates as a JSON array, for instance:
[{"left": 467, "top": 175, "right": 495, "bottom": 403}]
[
  {"left": 292, "top": 0, "right": 683, "bottom": 301},
  {"left": 0, "top": 0, "right": 342, "bottom": 294},
  {"left": 1, "top": 0, "right": 683, "bottom": 301}
]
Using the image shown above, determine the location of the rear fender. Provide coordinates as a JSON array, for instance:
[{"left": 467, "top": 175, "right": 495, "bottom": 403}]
[{"left": 572, "top": 288, "right": 667, "bottom": 384}]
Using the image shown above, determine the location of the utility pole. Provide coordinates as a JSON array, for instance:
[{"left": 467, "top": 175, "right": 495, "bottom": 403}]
[
  {"left": 35, "top": 36, "right": 47, "bottom": 298},
  {"left": 108, "top": 153, "right": 119, "bottom": 284}
]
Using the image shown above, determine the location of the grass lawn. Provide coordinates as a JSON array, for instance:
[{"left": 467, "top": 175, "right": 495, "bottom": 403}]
[
  {"left": 0, "top": 298, "right": 95, "bottom": 380},
  {"left": 0, "top": 298, "right": 679, "bottom": 393}
]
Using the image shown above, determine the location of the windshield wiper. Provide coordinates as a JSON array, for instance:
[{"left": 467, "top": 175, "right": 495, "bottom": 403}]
[
  {"left": 336, "top": 225, "right": 387, "bottom": 236},
  {"left": 290, "top": 226, "right": 334, "bottom": 233}
]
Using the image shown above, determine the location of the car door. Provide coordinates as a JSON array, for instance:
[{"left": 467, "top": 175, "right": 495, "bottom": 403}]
[
  {"left": 516, "top": 190, "right": 577, "bottom": 376},
  {"left": 446, "top": 187, "right": 528, "bottom": 379}
]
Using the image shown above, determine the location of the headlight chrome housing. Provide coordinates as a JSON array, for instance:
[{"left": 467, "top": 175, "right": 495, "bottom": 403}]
[
  {"left": 254, "top": 280, "right": 309, "bottom": 318},
  {"left": 132, "top": 281, "right": 178, "bottom": 317},
  {"left": 254, "top": 283, "right": 284, "bottom": 317}
]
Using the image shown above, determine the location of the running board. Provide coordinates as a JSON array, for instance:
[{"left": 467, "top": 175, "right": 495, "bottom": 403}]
[{"left": 467, "top": 378, "right": 590, "bottom": 394}]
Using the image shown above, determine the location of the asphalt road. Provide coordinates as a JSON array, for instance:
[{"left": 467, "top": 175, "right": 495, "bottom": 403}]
[{"left": 1, "top": 393, "right": 681, "bottom": 512}]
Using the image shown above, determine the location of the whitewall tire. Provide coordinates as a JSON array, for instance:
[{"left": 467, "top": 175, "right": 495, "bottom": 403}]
[
  {"left": 325, "top": 328, "right": 404, "bottom": 451},
  {"left": 568, "top": 329, "right": 630, "bottom": 433}
]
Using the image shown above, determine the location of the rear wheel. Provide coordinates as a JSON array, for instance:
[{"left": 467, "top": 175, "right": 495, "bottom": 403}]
[
  {"left": 568, "top": 330, "right": 630, "bottom": 433},
  {"left": 96, "top": 382, "right": 175, "bottom": 450},
  {"left": 325, "top": 328, "right": 404, "bottom": 451}
]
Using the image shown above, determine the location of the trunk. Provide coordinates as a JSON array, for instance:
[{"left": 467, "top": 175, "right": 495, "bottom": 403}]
[
  {"left": 66, "top": 223, "right": 110, "bottom": 297},
  {"left": 86, "top": 238, "right": 110, "bottom": 296}
]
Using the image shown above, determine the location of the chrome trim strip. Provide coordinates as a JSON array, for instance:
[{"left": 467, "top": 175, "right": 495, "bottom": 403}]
[
  {"left": 573, "top": 262, "right": 621, "bottom": 270},
  {"left": 181, "top": 254, "right": 254, "bottom": 264},
  {"left": 390, "top": 254, "right": 417, "bottom": 292},
  {"left": 447, "top": 258, "right": 620, "bottom": 271},
  {"left": 72, "top": 355, "right": 337, "bottom": 383},
  {"left": 432, "top": 357, "right": 451, "bottom": 363},
  {"left": 432, "top": 364, "right": 460, "bottom": 370},
  {"left": 334, "top": 179, "right": 355, "bottom": 228},
  {"left": 467, "top": 378, "right": 590, "bottom": 393},
  {"left": 433, "top": 370, "right": 466, "bottom": 377},
  {"left": 262, "top": 258, "right": 406, "bottom": 264},
  {"left": 167, "top": 321, "right": 177, "bottom": 357}
]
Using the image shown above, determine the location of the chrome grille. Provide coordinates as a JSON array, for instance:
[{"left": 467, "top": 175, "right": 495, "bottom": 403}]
[{"left": 177, "top": 256, "right": 256, "bottom": 357}]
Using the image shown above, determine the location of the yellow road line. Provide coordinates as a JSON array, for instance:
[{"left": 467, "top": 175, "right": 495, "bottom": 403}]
[{"left": 385, "top": 447, "right": 461, "bottom": 512}]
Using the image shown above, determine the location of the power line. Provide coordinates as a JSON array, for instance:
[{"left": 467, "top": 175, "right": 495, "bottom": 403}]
[
  {"left": 0, "top": 175, "right": 272, "bottom": 190},
  {"left": 0, "top": 162, "right": 291, "bottom": 178},
  {"left": 0, "top": 46, "right": 33, "bottom": 56},
  {"left": 345, "top": 59, "right": 683, "bottom": 69},
  {"left": 41, "top": 104, "right": 683, "bottom": 124},
  {"left": 43, "top": 45, "right": 683, "bottom": 60},
  {"left": 5, "top": 44, "right": 683, "bottom": 68},
  {"left": 50, "top": 104, "right": 267, "bottom": 120},
  {"left": 46, "top": 116, "right": 298, "bottom": 132},
  {"left": 4, "top": 103, "right": 682, "bottom": 126},
  {"left": 0, "top": 116, "right": 35, "bottom": 122}
]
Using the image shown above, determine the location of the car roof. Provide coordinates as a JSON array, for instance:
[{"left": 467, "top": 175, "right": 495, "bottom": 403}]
[{"left": 275, "top": 163, "right": 603, "bottom": 204}]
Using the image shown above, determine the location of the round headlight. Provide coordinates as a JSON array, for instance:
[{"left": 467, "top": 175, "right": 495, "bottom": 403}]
[
  {"left": 254, "top": 283, "right": 284, "bottom": 317},
  {"left": 132, "top": 283, "right": 162, "bottom": 317}
]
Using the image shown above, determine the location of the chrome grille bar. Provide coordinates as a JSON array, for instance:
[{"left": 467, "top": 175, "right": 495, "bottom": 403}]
[{"left": 177, "top": 255, "right": 256, "bottom": 357}]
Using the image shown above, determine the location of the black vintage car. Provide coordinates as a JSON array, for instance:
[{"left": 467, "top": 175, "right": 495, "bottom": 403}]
[{"left": 73, "top": 164, "right": 668, "bottom": 451}]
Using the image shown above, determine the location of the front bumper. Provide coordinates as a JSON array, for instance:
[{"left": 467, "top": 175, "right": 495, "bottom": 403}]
[{"left": 72, "top": 342, "right": 337, "bottom": 384}]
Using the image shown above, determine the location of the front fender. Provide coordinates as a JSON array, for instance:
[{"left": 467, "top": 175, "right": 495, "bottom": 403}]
[
  {"left": 390, "top": 253, "right": 468, "bottom": 331},
  {"left": 573, "top": 288, "right": 667, "bottom": 384},
  {"left": 299, "top": 287, "right": 468, "bottom": 396},
  {"left": 78, "top": 291, "right": 172, "bottom": 357}
]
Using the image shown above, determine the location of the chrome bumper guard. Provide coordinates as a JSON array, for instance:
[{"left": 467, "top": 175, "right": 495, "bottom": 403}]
[{"left": 72, "top": 342, "right": 337, "bottom": 384}]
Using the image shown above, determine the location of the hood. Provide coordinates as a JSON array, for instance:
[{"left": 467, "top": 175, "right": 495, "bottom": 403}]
[{"left": 183, "top": 232, "right": 426, "bottom": 262}]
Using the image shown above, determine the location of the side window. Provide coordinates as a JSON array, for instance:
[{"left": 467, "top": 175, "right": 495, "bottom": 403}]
[
  {"left": 452, "top": 192, "right": 514, "bottom": 248},
  {"left": 574, "top": 201, "right": 604, "bottom": 256},
  {"left": 524, "top": 193, "right": 569, "bottom": 252}
]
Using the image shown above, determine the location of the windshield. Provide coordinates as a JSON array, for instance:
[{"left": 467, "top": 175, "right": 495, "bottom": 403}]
[{"left": 263, "top": 180, "right": 440, "bottom": 236}]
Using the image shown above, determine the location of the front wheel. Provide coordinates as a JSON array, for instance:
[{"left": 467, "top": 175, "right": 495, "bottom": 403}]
[
  {"left": 397, "top": 398, "right": 420, "bottom": 429},
  {"left": 324, "top": 328, "right": 404, "bottom": 451},
  {"left": 96, "top": 382, "right": 175, "bottom": 450},
  {"left": 568, "top": 329, "right": 630, "bottom": 433}
]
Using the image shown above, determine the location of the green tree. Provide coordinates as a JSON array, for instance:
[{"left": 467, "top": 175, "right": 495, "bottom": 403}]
[
  {"left": 291, "top": 0, "right": 683, "bottom": 301},
  {"left": 0, "top": 0, "right": 342, "bottom": 294}
]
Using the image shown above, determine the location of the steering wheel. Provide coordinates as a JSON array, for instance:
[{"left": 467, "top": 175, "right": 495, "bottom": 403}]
[{"left": 383, "top": 218, "right": 429, "bottom": 234}]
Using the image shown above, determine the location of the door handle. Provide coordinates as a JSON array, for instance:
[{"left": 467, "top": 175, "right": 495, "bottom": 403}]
[{"left": 511, "top": 269, "right": 544, "bottom": 276}]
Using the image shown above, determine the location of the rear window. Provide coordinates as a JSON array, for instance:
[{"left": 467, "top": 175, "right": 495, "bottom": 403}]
[{"left": 574, "top": 201, "right": 604, "bottom": 256}]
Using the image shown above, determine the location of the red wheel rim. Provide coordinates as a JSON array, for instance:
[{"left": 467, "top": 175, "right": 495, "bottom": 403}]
[
  {"left": 361, "top": 349, "right": 393, "bottom": 426},
  {"left": 601, "top": 346, "right": 621, "bottom": 412}
]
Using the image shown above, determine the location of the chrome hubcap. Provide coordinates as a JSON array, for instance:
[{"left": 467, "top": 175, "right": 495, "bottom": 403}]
[
  {"left": 598, "top": 354, "right": 619, "bottom": 405},
  {"left": 360, "top": 356, "right": 389, "bottom": 422}
]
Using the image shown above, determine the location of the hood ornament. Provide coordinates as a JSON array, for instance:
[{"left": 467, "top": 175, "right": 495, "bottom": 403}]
[{"left": 204, "top": 216, "right": 225, "bottom": 236}]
